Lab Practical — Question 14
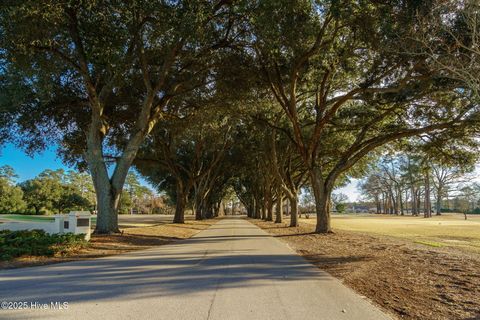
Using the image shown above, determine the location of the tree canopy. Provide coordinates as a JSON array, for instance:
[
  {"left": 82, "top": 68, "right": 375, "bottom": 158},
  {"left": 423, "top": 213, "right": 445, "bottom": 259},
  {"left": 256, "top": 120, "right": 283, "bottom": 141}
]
[{"left": 1, "top": 0, "right": 480, "bottom": 232}]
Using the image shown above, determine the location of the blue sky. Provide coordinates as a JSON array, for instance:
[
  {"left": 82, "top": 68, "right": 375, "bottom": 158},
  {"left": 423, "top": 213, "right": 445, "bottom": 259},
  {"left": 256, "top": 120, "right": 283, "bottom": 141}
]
[
  {"left": 5, "top": 142, "right": 480, "bottom": 203},
  {"left": 0, "top": 143, "right": 158, "bottom": 192},
  {"left": 0, "top": 144, "right": 70, "bottom": 181},
  {"left": 0, "top": 143, "right": 361, "bottom": 200}
]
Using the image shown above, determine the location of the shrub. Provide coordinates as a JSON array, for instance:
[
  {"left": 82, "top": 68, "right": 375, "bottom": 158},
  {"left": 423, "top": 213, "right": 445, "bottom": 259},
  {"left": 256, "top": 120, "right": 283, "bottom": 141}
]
[
  {"left": 468, "top": 208, "right": 480, "bottom": 214},
  {"left": 0, "top": 230, "right": 87, "bottom": 261}
]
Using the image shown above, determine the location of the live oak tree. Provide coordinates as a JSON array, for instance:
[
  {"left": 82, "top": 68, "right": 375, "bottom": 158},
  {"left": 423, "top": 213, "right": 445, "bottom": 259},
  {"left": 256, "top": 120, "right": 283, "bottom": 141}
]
[
  {"left": 133, "top": 47, "right": 262, "bottom": 223},
  {"left": 135, "top": 110, "right": 235, "bottom": 223},
  {"left": 0, "top": 0, "right": 238, "bottom": 232},
  {"left": 416, "top": 0, "right": 480, "bottom": 99},
  {"left": 247, "top": 0, "right": 480, "bottom": 233},
  {"left": 269, "top": 129, "right": 306, "bottom": 226}
]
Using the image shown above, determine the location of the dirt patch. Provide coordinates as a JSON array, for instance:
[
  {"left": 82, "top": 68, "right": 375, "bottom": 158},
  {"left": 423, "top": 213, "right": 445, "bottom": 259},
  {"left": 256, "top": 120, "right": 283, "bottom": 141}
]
[
  {"left": 0, "top": 219, "right": 217, "bottom": 270},
  {"left": 251, "top": 219, "right": 480, "bottom": 320}
]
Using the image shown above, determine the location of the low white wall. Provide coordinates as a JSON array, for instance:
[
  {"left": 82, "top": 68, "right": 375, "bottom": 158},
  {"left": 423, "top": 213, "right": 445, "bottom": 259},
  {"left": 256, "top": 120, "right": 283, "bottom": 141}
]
[{"left": 0, "top": 212, "right": 92, "bottom": 240}]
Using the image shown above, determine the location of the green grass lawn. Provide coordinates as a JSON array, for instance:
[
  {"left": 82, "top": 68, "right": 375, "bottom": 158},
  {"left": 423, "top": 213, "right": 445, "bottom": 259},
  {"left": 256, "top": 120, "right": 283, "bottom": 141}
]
[
  {"left": 301, "top": 213, "right": 480, "bottom": 253},
  {"left": 0, "top": 214, "right": 97, "bottom": 224},
  {"left": 0, "top": 214, "right": 55, "bottom": 222}
]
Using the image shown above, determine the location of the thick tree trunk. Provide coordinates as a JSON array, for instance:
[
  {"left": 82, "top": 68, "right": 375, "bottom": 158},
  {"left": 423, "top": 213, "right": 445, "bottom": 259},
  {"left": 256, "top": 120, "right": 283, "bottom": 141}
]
[
  {"left": 384, "top": 193, "right": 388, "bottom": 214},
  {"left": 174, "top": 181, "right": 186, "bottom": 223},
  {"left": 86, "top": 116, "right": 142, "bottom": 233},
  {"left": 410, "top": 186, "right": 416, "bottom": 215},
  {"left": 424, "top": 169, "right": 432, "bottom": 218},
  {"left": 382, "top": 193, "right": 388, "bottom": 214},
  {"left": 195, "top": 194, "right": 204, "bottom": 220},
  {"left": 398, "top": 187, "right": 404, "bottom": 215},
  {"left": 261, "top": 201, "right": 266, "bottom": 220},
  {"left": 415, "top": 191, "right": 421, "bottom": 216},
  {"left": 392, "top": 192, "right": 398, "bottom": 215},
  {"left": 205, "top": 203, "right": 214, "bottom": 219},
  {"left": 264, "top": 175, "right": 273, "bottom": 221},
  {"left": 254, "top": 197, "right": 261, "bottom": 219},
  {"left": 94, "top": 181, "right": 121, "bottom": 233},
  {"left": 246, "top": 202, "right": 254, "bottom": 217},
  {"left": 88, "top": 155, "right": 121, "bottom": 233},
  {"left": 275, "top": 194, "right": 283, "bottom": 223},
  {"left": 217, "top": 200, "right": 225, "bottom": 217},
  {"left": 310, "top": 167, "right": 333, "bottom": 233},
  {"left": 436, "top": 188, "right": 442, "bottom": 215},
  {"left": 194, "top": 185, "right": 208, "bottom": 220},
  {"left": 266, "top": 195, "right": 273, "bottom": 221},
  {"left": 195, "top": 206, "right": 203, "bottom": 220},
  {"left": 289, "top": 195, "right": 299, "bottom": 227},
  {"left": 314, "top": 189, "right": 332, "bottom": 233}
]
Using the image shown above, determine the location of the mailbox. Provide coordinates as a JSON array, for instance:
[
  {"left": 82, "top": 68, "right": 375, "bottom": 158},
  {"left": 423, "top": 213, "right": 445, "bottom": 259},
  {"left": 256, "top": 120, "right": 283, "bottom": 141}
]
[
  {"left": 1, "top": 212, "right": 92, "bottom": 240},
  {"left": 67, "top": 211, "right": 92, "bottom": 240}
]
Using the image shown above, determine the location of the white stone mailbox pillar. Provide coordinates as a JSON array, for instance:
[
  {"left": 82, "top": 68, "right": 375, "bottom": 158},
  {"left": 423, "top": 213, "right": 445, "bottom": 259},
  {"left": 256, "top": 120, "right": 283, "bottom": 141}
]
[
  {"left": 67, "top": 211, "right": 92, "bottom": 240},
  {"left": 54, "top": 215, "right": 66, "bottom": 233}
]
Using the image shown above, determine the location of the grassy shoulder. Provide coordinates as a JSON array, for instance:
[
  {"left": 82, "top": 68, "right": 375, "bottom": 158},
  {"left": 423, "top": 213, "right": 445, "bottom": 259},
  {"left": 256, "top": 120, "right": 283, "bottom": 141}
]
[
  {"left": 0, "top": 218, "right": 217, "bottom": 270},
  {"left": 251, "top": 218, "right": 480, "bottom": 320},
  {"left": 0, "top": 214, "right": 98, "bottom": 224}
]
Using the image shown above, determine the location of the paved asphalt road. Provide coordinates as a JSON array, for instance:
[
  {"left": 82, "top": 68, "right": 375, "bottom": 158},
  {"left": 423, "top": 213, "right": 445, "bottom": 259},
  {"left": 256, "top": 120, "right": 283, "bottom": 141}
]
[{"left": 0, "top": 217, "right": 392, "bottom": 320}]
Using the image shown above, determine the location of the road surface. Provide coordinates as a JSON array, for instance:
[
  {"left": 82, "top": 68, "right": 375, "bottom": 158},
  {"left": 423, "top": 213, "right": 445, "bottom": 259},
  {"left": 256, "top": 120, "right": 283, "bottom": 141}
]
[{"left": 0, "top": 217, "right": 392, "bottom": 320}]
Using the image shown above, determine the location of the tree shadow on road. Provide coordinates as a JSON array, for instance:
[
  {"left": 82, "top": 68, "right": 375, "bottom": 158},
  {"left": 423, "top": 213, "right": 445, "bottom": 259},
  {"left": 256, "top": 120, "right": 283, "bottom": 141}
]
[{"left": 0, "top": 241, "right": 368, "bottom": 313}]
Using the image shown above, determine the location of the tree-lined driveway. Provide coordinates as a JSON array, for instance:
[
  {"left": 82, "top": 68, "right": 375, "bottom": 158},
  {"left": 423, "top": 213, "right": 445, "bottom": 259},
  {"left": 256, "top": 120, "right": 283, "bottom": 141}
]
[{"left": 0, "top": 217, "right": 392, "bottom": 320}]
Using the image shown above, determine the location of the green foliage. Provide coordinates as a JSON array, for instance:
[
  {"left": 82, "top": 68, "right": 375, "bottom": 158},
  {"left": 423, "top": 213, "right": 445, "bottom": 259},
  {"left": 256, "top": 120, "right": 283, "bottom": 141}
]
[
  {"left": 57, "top": 187, "right": 92, "bottom": 213},
  {"left": 118, "top": 171, "right": 154, "bottom": 214},
  {"left": 0, "top": 230, "right": 87, "bottom": 261},
  {"left": 65, "top": 171, "right": 96, "bottom": 206},
  {"left": 332, "top": 193, "right": 348, "bottom": 213},
  {"left": 20, "top": 169, "right": 92, "bottom": 214},
  {"left": 467, "top": 208, "right": 480, "bottom": 214},
  {"left": 0, "top": 182, "right": 25, "bottom": 213},
  {"left": 335, "top": 203, "right": 347, "bottom": 214},
  {"left": 0, "top": 166, "right": 26, "bottom": 213},
  {"left": 135, "top": 110, "right": 237, "bottom": 218},
  {"left": 0, "top": 0, "right": 239, "bottom": 165},
  {"left": 118, "top": 192, "right": 133, "bottom": 215}
]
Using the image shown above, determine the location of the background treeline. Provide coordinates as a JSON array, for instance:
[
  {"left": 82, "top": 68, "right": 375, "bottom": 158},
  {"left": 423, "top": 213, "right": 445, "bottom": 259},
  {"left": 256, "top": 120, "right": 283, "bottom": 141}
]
[
  {"left": 0, "top": 165, "right": 169, "bottom": 215},
  {"left": 359, "top": 153, "right": 480, "bottom": 216}
]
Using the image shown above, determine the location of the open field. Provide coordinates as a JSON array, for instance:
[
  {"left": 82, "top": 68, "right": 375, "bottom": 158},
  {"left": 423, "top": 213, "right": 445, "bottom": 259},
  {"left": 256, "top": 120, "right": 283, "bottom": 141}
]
[
  {"left": 300, "top": 213, "right": 480, "bottom": 253},
  {"left": 252, "top": 218, "right": 480, "bottom": 320}
]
